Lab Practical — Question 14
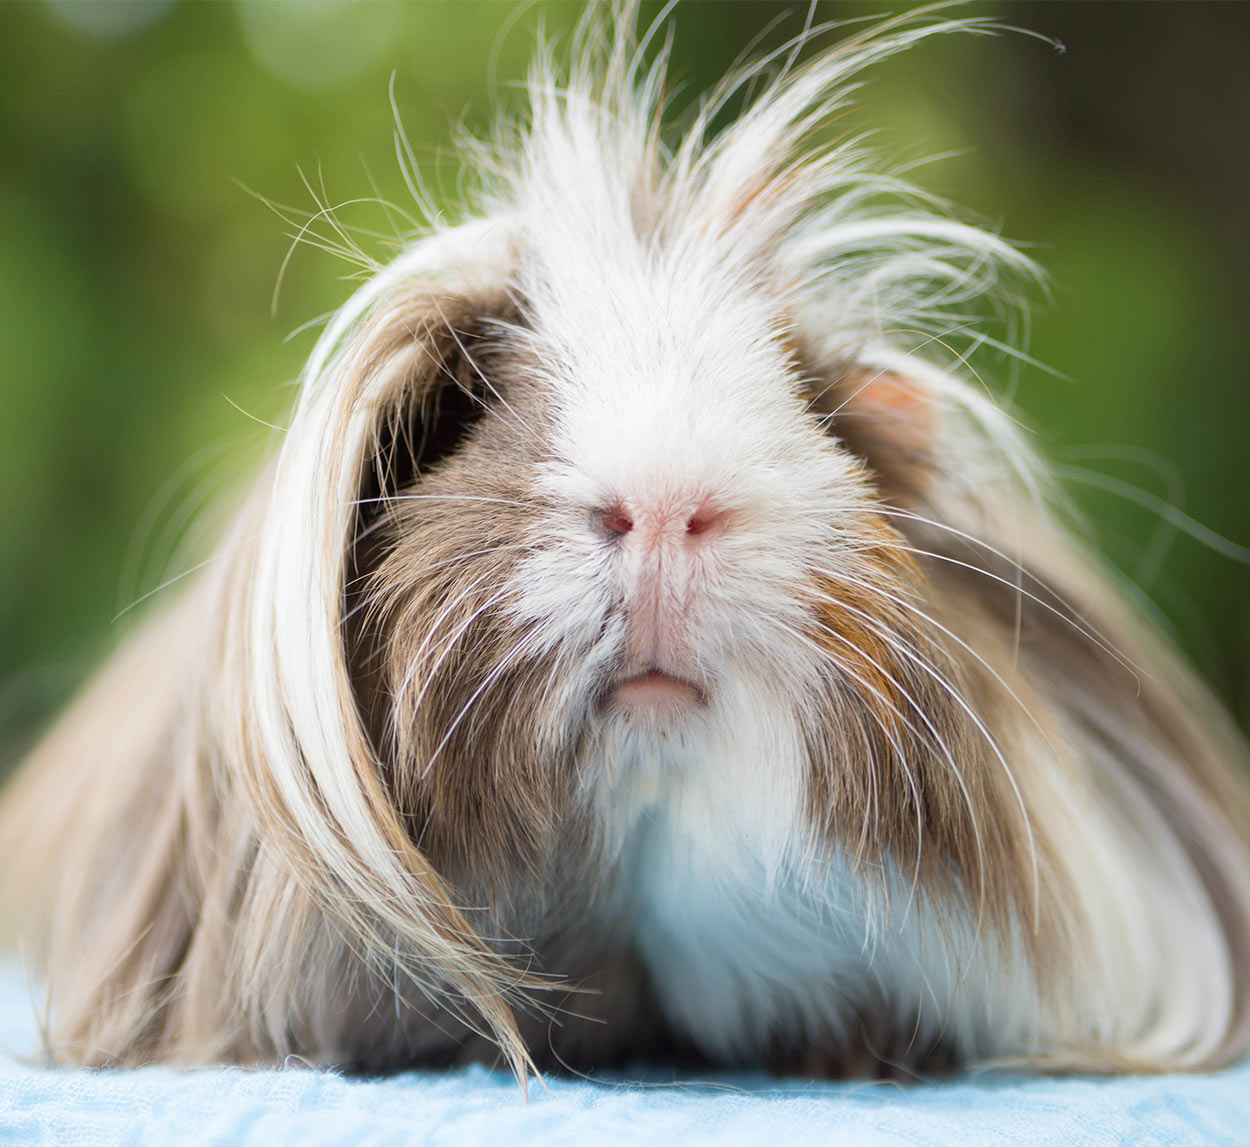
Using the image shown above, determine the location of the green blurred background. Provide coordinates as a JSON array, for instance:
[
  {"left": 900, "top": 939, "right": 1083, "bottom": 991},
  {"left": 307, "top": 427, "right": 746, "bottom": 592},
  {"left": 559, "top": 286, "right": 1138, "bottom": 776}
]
[{"left": 2, "top": 0, "right": 1248, "bottom": 771}]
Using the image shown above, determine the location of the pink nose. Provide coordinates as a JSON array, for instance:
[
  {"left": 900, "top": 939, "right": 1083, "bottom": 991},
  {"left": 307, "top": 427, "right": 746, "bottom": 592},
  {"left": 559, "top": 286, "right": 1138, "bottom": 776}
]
[{"left": 599, "top": 499, "right": 728, "bottom": 542}]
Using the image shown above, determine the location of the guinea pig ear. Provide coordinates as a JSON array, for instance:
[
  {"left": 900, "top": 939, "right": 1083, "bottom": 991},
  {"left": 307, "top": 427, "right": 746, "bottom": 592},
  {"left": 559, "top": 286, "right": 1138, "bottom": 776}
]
[{"left": 805, "top": 363, "right": 936, "bottom": 504}]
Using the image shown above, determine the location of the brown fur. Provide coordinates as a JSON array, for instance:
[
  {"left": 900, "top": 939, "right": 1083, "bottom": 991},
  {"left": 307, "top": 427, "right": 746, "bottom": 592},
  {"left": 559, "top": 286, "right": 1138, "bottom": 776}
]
[{"left": 3, "top": 11, "right": 1250, "bottom": 1082}]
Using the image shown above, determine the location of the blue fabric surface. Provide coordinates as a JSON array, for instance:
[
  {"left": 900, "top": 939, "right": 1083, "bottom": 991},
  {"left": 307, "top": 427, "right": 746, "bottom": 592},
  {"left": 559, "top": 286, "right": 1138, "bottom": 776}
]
[{"left": 1, "top": 963, "right": 1247, "bottom": 1146}]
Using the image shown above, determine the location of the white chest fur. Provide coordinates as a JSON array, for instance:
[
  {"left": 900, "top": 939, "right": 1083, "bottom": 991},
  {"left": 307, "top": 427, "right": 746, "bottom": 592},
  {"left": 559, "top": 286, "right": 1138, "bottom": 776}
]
[
  {"left": 594, "top": 703, "right": 1021, "bottom": 1063},
  {"left": 624, "top": 803, "right": 875, "bottom": 1057}
]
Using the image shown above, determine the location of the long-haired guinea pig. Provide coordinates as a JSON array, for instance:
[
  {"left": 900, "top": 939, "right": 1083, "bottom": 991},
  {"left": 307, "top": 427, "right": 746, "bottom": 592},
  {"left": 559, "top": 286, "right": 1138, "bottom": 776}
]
[{"left": 3, "top": 7, "right": 1250, "bottom": 1081}]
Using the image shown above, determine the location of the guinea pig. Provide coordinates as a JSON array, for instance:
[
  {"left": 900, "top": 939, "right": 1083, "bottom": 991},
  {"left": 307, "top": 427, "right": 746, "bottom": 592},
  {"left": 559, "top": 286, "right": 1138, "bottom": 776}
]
[{"left": 3, "top": 6, "right": 1250, "bottom": 1081}]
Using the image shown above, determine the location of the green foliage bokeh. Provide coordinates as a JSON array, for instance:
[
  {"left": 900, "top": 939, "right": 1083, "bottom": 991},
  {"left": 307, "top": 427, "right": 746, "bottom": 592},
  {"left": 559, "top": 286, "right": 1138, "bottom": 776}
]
[{"left": 1, "top": 0, "right": 1247, "bottom": 764}]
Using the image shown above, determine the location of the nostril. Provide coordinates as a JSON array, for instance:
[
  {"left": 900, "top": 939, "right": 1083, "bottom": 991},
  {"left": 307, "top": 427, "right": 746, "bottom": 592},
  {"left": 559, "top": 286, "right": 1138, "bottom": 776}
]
[
  {"left": 601, "top": 509, "right": 634, "bottom": 536},
  {"left": 685, "top": 506, "right": 726, "bottom": 537}
]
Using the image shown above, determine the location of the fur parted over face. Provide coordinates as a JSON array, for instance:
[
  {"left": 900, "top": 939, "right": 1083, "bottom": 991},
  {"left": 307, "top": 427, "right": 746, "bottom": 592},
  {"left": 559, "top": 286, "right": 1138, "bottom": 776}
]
[{"left": 3, "top": 6, "right": 1250, "bottom": 1080}]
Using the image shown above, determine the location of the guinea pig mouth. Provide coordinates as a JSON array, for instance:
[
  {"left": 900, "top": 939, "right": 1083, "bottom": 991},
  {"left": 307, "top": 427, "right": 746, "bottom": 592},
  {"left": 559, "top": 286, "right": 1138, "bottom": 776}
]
[{"left": 608, "top": 668, "right": 707, "bottom": 712}]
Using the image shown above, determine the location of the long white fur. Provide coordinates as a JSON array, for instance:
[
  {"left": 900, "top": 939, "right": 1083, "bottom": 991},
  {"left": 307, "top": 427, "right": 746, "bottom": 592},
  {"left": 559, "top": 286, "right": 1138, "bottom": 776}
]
[
  {"left": 2, "top": 3, "right": 1247, "bottom": 1077},
  {"left": 190, "top": 6, "right": 1245, "bottom": 1067}
]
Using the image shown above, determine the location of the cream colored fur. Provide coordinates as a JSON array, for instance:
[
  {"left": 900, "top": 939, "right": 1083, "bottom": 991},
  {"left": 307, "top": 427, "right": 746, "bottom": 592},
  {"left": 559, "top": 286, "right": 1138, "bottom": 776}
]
[{"left": 2, "top": 7, "right": 1249, "bottom": 1079}]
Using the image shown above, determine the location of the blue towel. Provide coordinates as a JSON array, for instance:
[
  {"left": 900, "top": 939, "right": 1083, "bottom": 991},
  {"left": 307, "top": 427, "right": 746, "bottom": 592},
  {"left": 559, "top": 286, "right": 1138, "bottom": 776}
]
[{"left": 1, "top": 961, "right": 1247, "bottom": 1146}]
